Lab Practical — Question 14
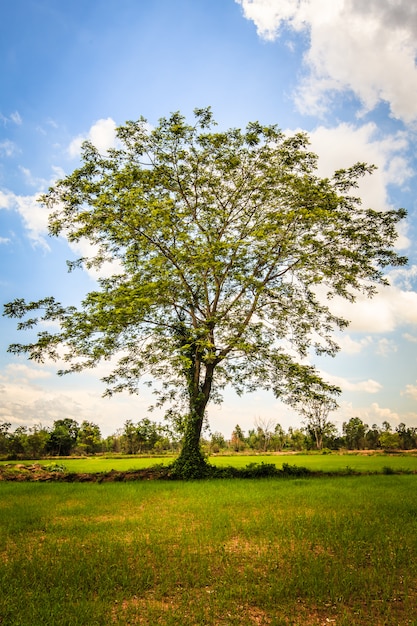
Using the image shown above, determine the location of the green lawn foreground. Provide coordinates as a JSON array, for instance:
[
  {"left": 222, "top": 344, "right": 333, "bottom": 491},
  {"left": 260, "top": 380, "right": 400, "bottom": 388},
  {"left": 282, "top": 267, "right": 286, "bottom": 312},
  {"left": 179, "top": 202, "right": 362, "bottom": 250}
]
[{"left": 1, "top": 476, "right": 417, "bottom": 625}]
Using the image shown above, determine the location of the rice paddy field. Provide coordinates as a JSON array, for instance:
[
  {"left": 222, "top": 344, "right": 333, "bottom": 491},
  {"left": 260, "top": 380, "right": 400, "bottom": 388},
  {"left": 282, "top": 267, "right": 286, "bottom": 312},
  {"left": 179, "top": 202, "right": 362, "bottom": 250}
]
[
  {"left": 2, "top": 451, "right": 417, "bottom": 474},
  {"left": 1, "top": 455, "right": 417, "bottom": 625}
]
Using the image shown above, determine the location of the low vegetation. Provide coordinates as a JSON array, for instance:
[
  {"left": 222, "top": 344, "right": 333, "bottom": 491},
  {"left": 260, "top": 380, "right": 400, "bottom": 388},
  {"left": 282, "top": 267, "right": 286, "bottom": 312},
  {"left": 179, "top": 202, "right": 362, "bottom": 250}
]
[{"left": 1, "top": 476, "right": 417, "bottom": 625}]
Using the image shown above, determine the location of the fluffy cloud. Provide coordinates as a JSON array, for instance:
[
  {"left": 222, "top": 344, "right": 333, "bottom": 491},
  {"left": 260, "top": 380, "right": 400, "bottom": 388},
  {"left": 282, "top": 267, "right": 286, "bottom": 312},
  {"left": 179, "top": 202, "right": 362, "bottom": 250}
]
[
  {"left": 68, "top": 238, "right": 123, "bottom": 279},
  {"left": 307, "top": 122, "right": 412, "bottom": 216},
  {"left": 330, "top": 284, "right": 417, "bottom": 333},
  {"left": 365, "top": 402, "right": 400, "bottom": 424},
  {"left": 375, "top": 338, "right": 397, "bottom": 357},
  {"left": 0, "top": 166, "right": 68, "bottom": 248},
  {"left": 0, "top": 361, "right": 159, "bottom": 435},
  {"left": 0, "top": 188, "right": 50, "bottom": 248},
  {"left": 402, "top": 382, "right": 417, "bottom": 401},
  {"left": 11, "top": 193, "right": 50, "bottom": 249},
  {"left": 4, "top": 363, "right": 51, "bottom": 380},
  {"left": 321, "top": 371, "right": 382, "bottom": 394},
  {"left": 302, "top": 122, "right": 415, "bottom": 336},
  {"left": 403, "top": 333, "right": 417, "bottom": 343},
  {"left": 68, "top": 117, "right": 118, "bottom": 158},
  {"left": 0, "top": 190, "right": 14, "bottom": 210},
  {"left": 236, "top": 0, "right": 417, "bottom": 122},
  {"left": 0, "top": 140, "right": 19, "bottom": 157},
  {"left": 336, "top": 334, "right": 372, "bottom": 355}
]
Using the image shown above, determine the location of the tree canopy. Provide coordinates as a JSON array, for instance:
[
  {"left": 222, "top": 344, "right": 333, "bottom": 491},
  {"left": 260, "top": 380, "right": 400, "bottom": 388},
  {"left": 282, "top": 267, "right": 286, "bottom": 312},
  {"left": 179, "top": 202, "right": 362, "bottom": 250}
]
[{"left": 3, "top": 107, "right": 407, "bottom": 477}]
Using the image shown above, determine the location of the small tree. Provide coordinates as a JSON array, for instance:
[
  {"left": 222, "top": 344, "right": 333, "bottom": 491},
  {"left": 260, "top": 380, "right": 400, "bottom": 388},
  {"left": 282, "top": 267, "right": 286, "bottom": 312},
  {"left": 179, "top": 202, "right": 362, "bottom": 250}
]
[
  {"left": 231, "top": 425, "right": 246, "bottom": 452},
  {"left": 26, "top": 423, "right": 50, "bottom": 458},
  {"left": 253, "top": 416, "right": 276, "bottom": 452},
  {"left": 343, "top": 417, "right": 368, "bottom": 450},
  {"left": 48, "top": 419, "right": 79, "bottom": 456},
  {"left": 8, "top": 426, "right": 28, "bottom": 458},
  {"left": 365, "top": 423, "right": 381, "bottom": 449},
  {"left": 4, "top": 108, "right": 407, "bottom": 477},
  {"left": 292, "top": 387, "right": 338, "bottom": 450},
  {"left": 0, "top": 422, "right": 11, "bottom": 456},
  {"left": 121, "top": 419, "right": 138, "bottom": 454},
  {"left": 396, "top": 423, "right": 417, "bottom": 450},
  {"left": 287, "top": 427, "right": 306, "bottom": 451},
  {"left": 210, "top": 431, "right": 226, "bottom": 453},
  {"left": 271, "top": 423, "right": 287, "bottom": 451},
  {"left": 77, "top": 420, "right": 102, "bottom": 454},
  {"left": 379, "top": 423, "right": 400, "bottom": 451}
]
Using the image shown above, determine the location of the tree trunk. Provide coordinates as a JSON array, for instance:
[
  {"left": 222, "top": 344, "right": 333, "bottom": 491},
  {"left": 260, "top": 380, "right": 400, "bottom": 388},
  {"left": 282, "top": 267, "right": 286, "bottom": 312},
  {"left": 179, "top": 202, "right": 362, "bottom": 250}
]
[
  {"left": 171, "top": 361, "right": 214, "bottom": 478},
  {"left": 173, "top": 407, "right": 208, "bottom": 478}
]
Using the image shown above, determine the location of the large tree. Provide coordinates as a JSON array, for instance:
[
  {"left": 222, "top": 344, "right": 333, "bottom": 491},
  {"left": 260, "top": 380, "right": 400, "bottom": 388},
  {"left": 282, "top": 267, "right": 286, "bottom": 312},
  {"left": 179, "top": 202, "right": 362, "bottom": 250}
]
[{"left": 4, "top": 108, "right": 406, "bottom": 476}]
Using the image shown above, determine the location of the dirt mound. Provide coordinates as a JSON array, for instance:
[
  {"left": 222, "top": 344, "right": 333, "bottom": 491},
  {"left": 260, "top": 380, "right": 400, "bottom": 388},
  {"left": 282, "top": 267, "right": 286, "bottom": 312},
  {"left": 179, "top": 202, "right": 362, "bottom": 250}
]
[{"left": 0, "top": 464, "right": 172, "bottom": 482}]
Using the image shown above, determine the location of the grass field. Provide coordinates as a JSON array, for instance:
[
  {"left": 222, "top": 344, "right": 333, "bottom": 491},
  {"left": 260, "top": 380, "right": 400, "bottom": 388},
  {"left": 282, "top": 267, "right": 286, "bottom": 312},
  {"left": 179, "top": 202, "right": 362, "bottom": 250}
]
[
  {"left": 2, "top": 451, "right": 417, "bottom": 474},
  {"left": 1, "top": 475, "right": 417, "bottom": 625}
]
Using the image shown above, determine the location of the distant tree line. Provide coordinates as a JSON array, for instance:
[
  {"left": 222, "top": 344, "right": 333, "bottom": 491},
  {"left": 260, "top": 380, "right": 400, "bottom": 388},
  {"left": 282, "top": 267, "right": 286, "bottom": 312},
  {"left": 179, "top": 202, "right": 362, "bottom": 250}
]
[
  {"left": 0, "top": 418, "right": 179, "bottom": 459},
  {"left": 225, "top": 418, "right": 417, "bottom": 453},
  {"left": 0, "top": 416, "right": 416, "bottom": 460}
]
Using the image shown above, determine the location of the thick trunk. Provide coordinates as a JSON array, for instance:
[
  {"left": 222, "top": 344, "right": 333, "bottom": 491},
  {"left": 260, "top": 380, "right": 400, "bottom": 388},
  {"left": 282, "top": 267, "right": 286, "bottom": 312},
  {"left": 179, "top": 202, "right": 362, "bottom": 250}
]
[
  {"left": 172, "top": 361, "right": 215, "bottom": 478},
  {"left": 173, "top": 407, "right": 208, "bottom": 478}
]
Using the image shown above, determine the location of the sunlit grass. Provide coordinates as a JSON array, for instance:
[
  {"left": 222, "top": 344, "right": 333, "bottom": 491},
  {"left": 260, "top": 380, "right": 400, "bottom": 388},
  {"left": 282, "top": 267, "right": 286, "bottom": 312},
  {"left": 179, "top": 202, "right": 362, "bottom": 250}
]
[
  {"left": 2, "top": 452, "right": 417, "bottom": 474},
  {"left": 1, "top": 476, "right": 417, "bottom": 625}
]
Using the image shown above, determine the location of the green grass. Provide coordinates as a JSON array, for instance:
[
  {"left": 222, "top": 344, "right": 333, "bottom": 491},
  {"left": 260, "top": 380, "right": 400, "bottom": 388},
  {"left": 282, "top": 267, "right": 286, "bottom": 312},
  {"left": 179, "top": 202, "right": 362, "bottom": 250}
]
[
  {"left": 2, "top": 452, "right": 417, "bottom": 474},
  {"left": 212, "top": 452, "right": 417, "bottom": 473},
  {"left": 1, "top": 476, "right": 417, "bottom": 625}
]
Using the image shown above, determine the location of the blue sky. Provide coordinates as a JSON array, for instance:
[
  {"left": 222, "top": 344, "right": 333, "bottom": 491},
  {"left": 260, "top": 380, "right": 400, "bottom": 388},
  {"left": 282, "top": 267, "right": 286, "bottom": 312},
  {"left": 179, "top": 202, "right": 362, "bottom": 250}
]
[{"left": 1, "top": 0, "right": 416, "bottom": 437}]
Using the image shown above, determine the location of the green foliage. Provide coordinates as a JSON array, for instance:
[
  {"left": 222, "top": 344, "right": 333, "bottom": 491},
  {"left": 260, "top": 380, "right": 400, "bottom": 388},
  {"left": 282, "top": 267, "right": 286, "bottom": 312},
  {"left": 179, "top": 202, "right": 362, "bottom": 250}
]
[
  {"left": 343, "top": 416, "right": 368, "bottom": 450},
  {"left": 47, "top": 419, "right": 79, "bottom": 456},
  {"left": 209, "top": 431, "right": 226, "bottom": 452},
  {"left": 76, "top": 421, "right": 102, "bottom": 454},
  {"left": 379, "top": 431, "right": 401, "bottom": 451},
  {"left": 3, "top": 108, "right": 407, "bottom": 477},
  {"left": 43, "top": 462, "right": 66, "bottom": 472},
  {"left": 281, "top": 462, "right": 311, "bottom": 476},
  {"left": 3, "top": 477, "right": 417, "bottom": 624}
]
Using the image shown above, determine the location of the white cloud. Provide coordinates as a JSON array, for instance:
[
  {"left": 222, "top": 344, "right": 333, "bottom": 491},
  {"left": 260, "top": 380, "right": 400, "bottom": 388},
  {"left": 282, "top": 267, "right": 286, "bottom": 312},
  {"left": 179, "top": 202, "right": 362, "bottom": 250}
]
[
  {"left": 334, "top": 400, "right": 417, "bottom": 429},
  {"left": 0, "top": 110, "right": 22, "bottom": 126},
  {"left": 402, "top": 381, "right": 417, "bottom": 401},
  {"left": 68, "top": 117, "right": 118, "bottom": 158},
  {"left": 322, "top": 371, "right": 382, "bottom": 393},
  {"left": 0, "top": 167, "right": 68, "bottom": 248},
  {"left": 19, "top": 166, "right": 48, "bottom": 189},
  {"left": 365, "top": 402, "right": 400, "bottom": 424},
  {"left": 403, "top": 333, "right": 417, "bottom": 343},
  {"left": 0, "top": 189, "right": 50, "bottom": 249},
  {"left": 336, "top": 334, "right": 372, "bottom": 355},
  {"left": 13, "top": 193, "right": 50, "bottom": 250},
  {"left": 10, "top": 111, "right": 22, "bottom": 125},
  {"left": 236, "top": 0, "right": 417, "bottom": 122},
  {"left": 6, "top": 363, "right": 52, "bottom": 380},
  {"left": 0, "top": 140, "right": 18, "bottom": 157},
  {"left": 68, "top": 238, "right": 123, "bottom": 280},
  {"left": 330, "top": 284, "right": 417, "bottom": 333},
  {"left": 0, "top": 190, "right": 14, "bottom": 210},
  {"left": 375, "top": 338, "right": 397, "bottom": 357},
  {"left": 389, "top": 265, "right": 417, "bottom": 290},
  {"left": 307, "top": 122, "right": 411, "bottom": 215},
  {"left": 0, "top": 361, "right": 158, "bottom": 435}
]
